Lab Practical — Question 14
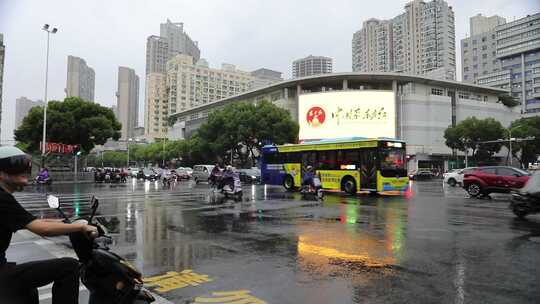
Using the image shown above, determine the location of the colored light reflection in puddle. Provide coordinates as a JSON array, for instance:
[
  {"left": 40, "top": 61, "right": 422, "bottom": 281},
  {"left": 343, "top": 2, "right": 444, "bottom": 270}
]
[{"left": 296, "top": 201, "right": 407, "bottom": 276}]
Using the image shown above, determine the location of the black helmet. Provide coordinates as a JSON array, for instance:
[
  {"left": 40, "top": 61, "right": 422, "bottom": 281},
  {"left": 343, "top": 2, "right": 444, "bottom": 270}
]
[{"left": 0, "top": 146, "right": 32, "bottom": 175}]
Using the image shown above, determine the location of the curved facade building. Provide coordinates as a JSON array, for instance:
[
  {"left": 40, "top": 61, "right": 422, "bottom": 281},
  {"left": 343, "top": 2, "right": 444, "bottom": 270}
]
[{"left": 169, "top": 72, "right": 518, "bottom": 171}]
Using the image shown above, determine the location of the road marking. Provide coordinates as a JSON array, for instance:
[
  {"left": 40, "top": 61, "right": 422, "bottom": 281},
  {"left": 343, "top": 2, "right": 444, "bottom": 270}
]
[
  {"left": 144, "top": 270, "right": 212, "bottom": 293},
  {"left": 194, "top": 290, "right": 267, "bottom": 304}
]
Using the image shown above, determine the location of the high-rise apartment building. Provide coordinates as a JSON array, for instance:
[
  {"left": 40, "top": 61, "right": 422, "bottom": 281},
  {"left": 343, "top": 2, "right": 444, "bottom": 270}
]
[
  {"left": 144, "top": 73, "right": 168, "bottom": 139},
  {"left": 160, "top": 20, "right": 200, "bottom": 62},
  {"left": 116, "top": 67, "right": 139, "bottom": 139},
  {"left": 146, "top": 36, "right": 169, "bottom": 75},
  {"left": 352, "top": 19, "right": 393, "bottom": 72},
  {"left": 66, "top": 55, "right": 95, "bottom": 102},
  {"left": 470, "top": 14, "right": 506, "bottom": 36},
  {"left": 166, "top": 54, "right": 254, "bottom": 114},
  {"left": 461, "top": 15, "right": 506, "bottom": 83},
  {"left": 0, "top": 34, "right": 5, "bottom": 138},
  {"left": 352, "top": 0, "right": 456, "bottom": 80},
  {"left": 250, "top": 68, "right": 283, "bottom": 89},
  {"left": 144, "top": 20, "right": 201, "bottom": 140},
  {"left": 15, "top": 97, "right": 44, "bottom": 128},
  {"left": 477, "top": 13, "right": 540, "bottom": 116},
  {"left": 145, "top": 20, "right": 200, "bottom": 76},
  {"left": 292, "top": 55, "right": 333, "bottom": 78}
]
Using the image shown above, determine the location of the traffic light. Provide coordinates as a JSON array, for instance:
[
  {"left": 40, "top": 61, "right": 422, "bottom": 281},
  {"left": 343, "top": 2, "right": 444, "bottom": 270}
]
[{"left": 73, "top": 145, "right": 82, "bottom": 156}]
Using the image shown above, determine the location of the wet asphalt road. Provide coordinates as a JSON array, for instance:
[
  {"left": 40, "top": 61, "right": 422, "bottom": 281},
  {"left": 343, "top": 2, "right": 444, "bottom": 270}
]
[{"left": 16, "top": 179, "right": 540, "bottom": 304}]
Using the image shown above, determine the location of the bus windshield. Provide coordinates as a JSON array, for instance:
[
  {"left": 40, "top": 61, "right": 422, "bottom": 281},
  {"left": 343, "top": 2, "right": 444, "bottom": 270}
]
[{"left": 380, "top": 148, "right": 406, "bottom": 171}]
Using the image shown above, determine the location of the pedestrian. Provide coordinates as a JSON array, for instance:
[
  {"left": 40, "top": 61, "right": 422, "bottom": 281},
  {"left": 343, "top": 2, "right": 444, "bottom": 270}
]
[{"left": 0, "top": 146, "right": 98, "bottom": 303}]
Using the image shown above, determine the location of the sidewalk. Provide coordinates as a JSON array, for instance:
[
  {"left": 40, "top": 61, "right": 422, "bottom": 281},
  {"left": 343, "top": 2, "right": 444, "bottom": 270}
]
[{"left": 7, "top": 231, "right": 172, "bottom": 303}]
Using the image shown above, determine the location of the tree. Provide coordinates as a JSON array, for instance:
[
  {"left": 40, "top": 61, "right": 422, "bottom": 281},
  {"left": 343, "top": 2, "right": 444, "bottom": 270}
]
[
  {"left": 498, "top": 94, "right": 520, "bottom": 108},
  {"left": 15, "top": 97, "right": 121, "bottom": 154},
  {"left": 509, "top": 117, "right": 540, "bottom": 168},
  {"left": 196, "top": 101, "right": 299, "bottom": 167},
  {"left": 444, "top": 117, "right": 506, "bottom": 163}
]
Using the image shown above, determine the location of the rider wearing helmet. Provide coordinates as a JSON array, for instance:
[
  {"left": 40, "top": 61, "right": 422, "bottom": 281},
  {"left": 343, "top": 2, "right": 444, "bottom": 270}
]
[
  {"left": 302, "top": 165, "right": 315, "bottom": 187},
  {"left": 219, "top": 165, "right": 235, "bottom": 190},
  {"left": 0, "top": 146, "right": 97, "bottom": 303}
]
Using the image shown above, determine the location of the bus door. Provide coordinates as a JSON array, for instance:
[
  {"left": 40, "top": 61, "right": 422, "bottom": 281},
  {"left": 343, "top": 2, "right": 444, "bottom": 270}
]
[{"left": 359, "top": 148, "right": 377, "bottom": 190}]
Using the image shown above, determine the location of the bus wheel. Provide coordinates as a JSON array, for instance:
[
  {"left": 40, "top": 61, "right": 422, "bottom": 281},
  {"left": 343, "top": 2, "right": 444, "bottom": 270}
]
[
  {"left": 283, "top": 175, "right": 295, "bottom": 191},
  {"left": 342, "top": 177, "right": 357, "bottom": 195}
]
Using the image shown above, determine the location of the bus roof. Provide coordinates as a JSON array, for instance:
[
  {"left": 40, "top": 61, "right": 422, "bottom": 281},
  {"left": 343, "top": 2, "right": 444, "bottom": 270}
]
[{"left": 262, "top": 137, "right": 405, "bottom": 153}]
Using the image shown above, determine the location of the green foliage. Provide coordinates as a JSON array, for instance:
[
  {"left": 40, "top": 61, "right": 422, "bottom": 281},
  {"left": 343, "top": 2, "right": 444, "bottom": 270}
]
[
  {"left": 509, "top": 117, "right": 540, "bottom": 168},
  {"left": 196, "top": 101, "right": 299, "bottom": 166},
  {"left": 498, "top": 95, "right": 520, "bottom": 108},
  {"left": 14, "top": 97, "right": 121, "bottom": 154},
  {"left": 444, "top": 117, "right": 506, "bottom": 162}
]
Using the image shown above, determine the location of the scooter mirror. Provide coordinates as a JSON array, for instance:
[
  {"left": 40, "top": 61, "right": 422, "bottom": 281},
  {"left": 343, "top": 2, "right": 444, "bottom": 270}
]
[{"left": 47, "top": 195, "right": 60, "bottom": 209}]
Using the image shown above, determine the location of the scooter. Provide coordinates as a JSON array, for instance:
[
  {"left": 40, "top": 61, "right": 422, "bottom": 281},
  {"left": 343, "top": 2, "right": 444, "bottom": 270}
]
[
  {"left": 510, "top": 171, "right": 540, "bottom": 219},
  {"left": 217, "top": 174, "right": 243, "bottom": 200},
  {"left": 46, "top": 195, "right": 155, "bottom": 304},
  {"left": 162, "top": 174, "right": 175, "bottom": 188},
  {"left": 34, "top": 176, "right": 53, "bottom": 185},
  {"left": 300, "top": 176, "right": 324, "bottom": 201}
]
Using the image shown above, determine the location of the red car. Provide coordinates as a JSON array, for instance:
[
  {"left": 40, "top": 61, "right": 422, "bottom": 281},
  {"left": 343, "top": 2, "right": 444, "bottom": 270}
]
[{"left": 462, "top": 166, "right": 530, "bottom": 197}]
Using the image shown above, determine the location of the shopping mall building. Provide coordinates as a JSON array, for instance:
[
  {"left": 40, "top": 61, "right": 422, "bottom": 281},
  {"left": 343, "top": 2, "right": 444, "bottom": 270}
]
[{"left": 168, "top": 72, "right": 519, "bottom": 171}]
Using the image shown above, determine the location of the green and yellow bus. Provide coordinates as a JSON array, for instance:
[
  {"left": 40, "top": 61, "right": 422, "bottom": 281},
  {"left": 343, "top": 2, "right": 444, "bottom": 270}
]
[{"left": 260, "top": 138, "right": 409, "bottom": 194}]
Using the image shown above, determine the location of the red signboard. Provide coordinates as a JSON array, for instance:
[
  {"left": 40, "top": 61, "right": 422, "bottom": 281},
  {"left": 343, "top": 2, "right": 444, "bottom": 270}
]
[{"left": 40, "top": 142, "right": 80, "bottom": 154}]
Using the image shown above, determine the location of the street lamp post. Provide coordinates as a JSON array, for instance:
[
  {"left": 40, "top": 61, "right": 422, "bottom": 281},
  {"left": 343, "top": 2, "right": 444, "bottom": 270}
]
[
  {"left": 126, "top": 138, "right": 132, "bottom": 168},
  {"left": 41, "top": 24, "right": 58, "bottom": 166}
]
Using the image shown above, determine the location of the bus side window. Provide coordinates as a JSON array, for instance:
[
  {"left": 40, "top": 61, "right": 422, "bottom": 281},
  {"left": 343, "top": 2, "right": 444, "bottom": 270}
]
[
  {"left": 301, "top": 151, "right": 317, "bottom": 169},
  {"left": 265, "top": 152, "right": 283, "bottom": 164},
  {"left": 284, "top": 152, "right": 300, "bottom": 163},
  {"left": 317, "top": 150, "right": 337, "bottom": 170}
]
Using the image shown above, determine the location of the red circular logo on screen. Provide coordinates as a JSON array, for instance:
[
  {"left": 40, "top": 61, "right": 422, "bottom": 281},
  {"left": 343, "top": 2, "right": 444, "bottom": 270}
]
[{"left": 306, "top": 107, "right": 325, "bottom": 127}]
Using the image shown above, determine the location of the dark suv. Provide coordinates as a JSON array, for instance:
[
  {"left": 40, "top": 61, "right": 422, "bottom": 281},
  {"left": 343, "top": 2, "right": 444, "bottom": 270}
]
[{"left": 462, "top": 166, "right": 530, "bottom": 197}]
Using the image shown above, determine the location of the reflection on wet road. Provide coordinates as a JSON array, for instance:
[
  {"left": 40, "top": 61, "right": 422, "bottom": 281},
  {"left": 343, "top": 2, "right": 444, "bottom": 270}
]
[{"left": 18, "top": 179, "right": 540, "bottom": 303}]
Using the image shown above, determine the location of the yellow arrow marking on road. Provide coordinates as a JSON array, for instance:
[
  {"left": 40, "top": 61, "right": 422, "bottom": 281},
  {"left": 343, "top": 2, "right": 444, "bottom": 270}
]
[
  {"left": 194, "top": 290, "right": 267, "bottom": 304},
  {"left": 143, "top": 270, "right": 212, "bottom": 293}
]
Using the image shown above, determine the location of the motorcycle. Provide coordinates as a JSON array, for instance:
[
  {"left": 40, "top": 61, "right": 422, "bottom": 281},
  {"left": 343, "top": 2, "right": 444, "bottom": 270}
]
[
  {"left": 216, "top": 173, "right": 242, "bottom": 200},
  {"left": 300, "top": 176, "right": 324, "bottom": 201},
  {"left": 46, "top": 195, "right": 155, "bottom": 304},
  {"left": 34, "top": 176, "right": 53, "bottom": 185},
  {"left": 161, "top": 172, "right": 176, "bottom": 188},
  {"left": 510, "top": 171, "right": 540, "bottom": 219}
]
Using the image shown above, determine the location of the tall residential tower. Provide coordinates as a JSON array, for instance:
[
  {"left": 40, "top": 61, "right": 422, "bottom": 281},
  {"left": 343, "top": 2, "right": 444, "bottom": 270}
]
[
  {"left": 116, "top": 67, "right": 139, "bottom": 140},
  {"left": 461, "top": 14, "right": 506, "bottom": 83},
  {"left": 66, "top": 55, "right": 95, "bottom": 102},
  {"left": 477, "top": 13, "right": 540, "bottom": 116},
  {"left": 146, "top": 20, "right": 200, "bottom": 75},
  {"left": 15, "top": 97, "right": 44, "bottom": 128},
  {"left": 292, "top": 55, "right": 333, "bottom": 78},
  {"left": 352, "top": 0, "right": 456, "bottom": 80}
]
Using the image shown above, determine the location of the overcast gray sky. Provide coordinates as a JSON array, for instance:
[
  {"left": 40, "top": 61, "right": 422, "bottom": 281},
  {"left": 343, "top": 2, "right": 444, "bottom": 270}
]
[{"left": 1, "top": 0, "right": 538, "bottom": 142}]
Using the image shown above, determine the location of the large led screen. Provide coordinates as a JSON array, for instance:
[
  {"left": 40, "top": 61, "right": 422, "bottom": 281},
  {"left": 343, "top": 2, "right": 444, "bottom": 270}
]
[{"left": 298, "top": 90, "right": 396, "bottom": 141}]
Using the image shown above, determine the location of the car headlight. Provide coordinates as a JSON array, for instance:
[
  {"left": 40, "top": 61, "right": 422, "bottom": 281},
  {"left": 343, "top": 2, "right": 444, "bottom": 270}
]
[{"left": 251, "top": 175, "right": 256, "bottom": 179}]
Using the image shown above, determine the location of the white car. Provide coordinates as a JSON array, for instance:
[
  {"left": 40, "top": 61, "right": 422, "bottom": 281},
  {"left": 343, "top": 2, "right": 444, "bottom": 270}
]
[{"left": 443, "top": 167, "right": 475, "bottom": 187}]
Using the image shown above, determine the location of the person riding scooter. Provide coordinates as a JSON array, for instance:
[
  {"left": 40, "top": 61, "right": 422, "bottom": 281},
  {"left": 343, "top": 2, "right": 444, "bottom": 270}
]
[
  {"left": 219, "top": 166, "right": 235, "bottom": 191},
  {"left": 35, "top": 167, "right": 51, "bottom": 184},
  {"left": 301, "top": 166, "right": 315, "bottom": 188},
  {"left": 0, "top": 146, "right": 98, "bottom": 303},
  {"left": 301, "top": 165, "right": 323, "bottom": 199},
  {"left": 209, "top": 163, "right": 222, "bottom": 187}
]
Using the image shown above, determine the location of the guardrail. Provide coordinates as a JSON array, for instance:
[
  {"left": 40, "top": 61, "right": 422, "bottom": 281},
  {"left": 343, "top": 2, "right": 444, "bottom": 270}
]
[{"left": 48, "top": 172, "right": 94, "bottom": 182}]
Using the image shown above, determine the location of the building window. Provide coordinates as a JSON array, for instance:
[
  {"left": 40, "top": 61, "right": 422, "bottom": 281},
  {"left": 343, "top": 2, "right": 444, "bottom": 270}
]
[
  {"left": 431, "top": 88, "right": 444, "bottom": 96},
  {"left": 458, "top": 92, "right": 470, "bottom": 99}
]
